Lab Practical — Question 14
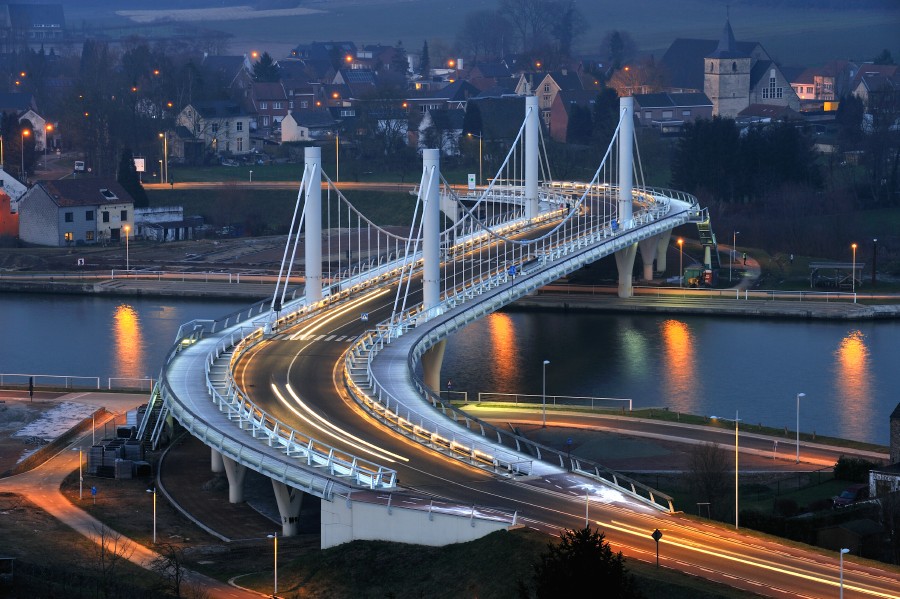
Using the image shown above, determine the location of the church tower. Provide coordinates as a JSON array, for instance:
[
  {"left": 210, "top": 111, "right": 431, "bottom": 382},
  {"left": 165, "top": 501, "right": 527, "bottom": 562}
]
[{"left": 704, "top": 19, "right": 751, "bottom": 117}]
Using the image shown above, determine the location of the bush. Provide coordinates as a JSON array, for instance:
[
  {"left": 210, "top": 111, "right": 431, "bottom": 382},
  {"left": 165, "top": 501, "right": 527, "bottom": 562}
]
[{"left": 834, "top": 456, "right": 879, "bottom": 482}]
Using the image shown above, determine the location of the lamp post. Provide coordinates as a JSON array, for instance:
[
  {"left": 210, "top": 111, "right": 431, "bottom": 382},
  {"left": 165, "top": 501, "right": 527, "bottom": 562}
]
[
  {"left": 872, "top": 238, "right": 877, "bottom": 287},
  {"left": 74, "top": 447, "right": 83, "bottom": 500},
  {"left": 123, "top": 224, "right": 130, "bottom": 271},
  {"left": 730, "top": 231, "right": 740, "bottom": 282},
  {"left": 158, "top": 132, "right": 168, "bottom": 184},
  {"left": 851, "top": 242, "right": 857, "bottom": 296},
  {"left": 146, "top": 486, "right": 157, "bottom": 544},
  {"left": 467, "top": 132, "right": 483, "bottom": 185},
  {"left": 267, "top": 533, "right": 278, "bottom": 598},
  {"left": 335, "top": 132, "right": 340, "bottom": 183},
  {"left": 249, "top": 169, "right": 253, "bottom": 183},
  {"left": 677, "top": 238, "right": 684, "bottom": 288},
  {"left": 796, "top": 392, "right": 805, "bottom": 463},
  {"left": 839, "top": 547, "right": 850, "bottom": 598},
  {"left": 21, "top": 128, "right": 30, "bottom": 178},
  {"left": 44, "top": 123, "right": 54, "bottom": 168},
  {"left": 734, "top": 410, "right": 740, "bottom": 530},
  {"left": 542, "top": 360, "right": 550, "bottom": 428}
]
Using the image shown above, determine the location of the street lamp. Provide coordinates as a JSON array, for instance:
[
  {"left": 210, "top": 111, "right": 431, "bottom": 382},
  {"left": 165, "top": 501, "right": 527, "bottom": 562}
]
[
  {"left": 730, "top": 231, "right": 740, "bottom": 282},
  {"left": 123, "top": 224, "right": 131, "bottom": 271},
  {"left": 677, "top": 238, "right": 684, "bottom": 288},
  {"left": 158, "top": 132, "right": 168, "bottom": 184},
  {"left": 796, "top": 392, "right": 806, "bottom": 463},
  {"left": 839, "top": 547, "right": 850, "bottom": 598},
  {"left": 851, "top": 242, "right": 857, "bottom": 296},
  {"left": 872, "top": 238, "right": 877, "bottom": 287},
  {"left": 335, "top": 132, "right": 340, "bottom": 183},
  {"left": 467, "top": 132, "right": 483, "bottom": 185},
  {"left": 249, "top": 169, "right": 253, "bottom": 183},
  {"left": 21, "top": 128, "right": 30, "bottom": 178},
  {"left": 267, "top": 533, "right": 278, "bottom": 598},
  {"left": 146, "top": 486, "right": 157, "bottom": 544},
  {"left": 72, "top": 447, "right": 83, "bottom": 500},
  {"left": 44, "top": 123, "right": 54, "bottom": 168},
  {"left": 542, "top": 360, "right": 550, "bottom": 428},
  {"left": 734, "top": 410, "right": 740, "bottom": 530}
]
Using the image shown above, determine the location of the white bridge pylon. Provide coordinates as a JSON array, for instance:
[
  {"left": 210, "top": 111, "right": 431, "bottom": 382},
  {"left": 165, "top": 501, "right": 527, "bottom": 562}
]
[{"left": 270, "top": 96, "right": 692, "bottom": 318}]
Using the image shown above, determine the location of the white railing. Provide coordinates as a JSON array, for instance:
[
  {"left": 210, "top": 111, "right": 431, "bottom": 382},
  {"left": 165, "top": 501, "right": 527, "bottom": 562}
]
[{"left": 475, "top": 393, "right": 632, "bottom": 412}]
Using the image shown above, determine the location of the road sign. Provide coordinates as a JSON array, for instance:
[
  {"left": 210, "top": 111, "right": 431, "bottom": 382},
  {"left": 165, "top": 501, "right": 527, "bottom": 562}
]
[{"left": 651, "top": 528, "right": 663, "bottom": 567}]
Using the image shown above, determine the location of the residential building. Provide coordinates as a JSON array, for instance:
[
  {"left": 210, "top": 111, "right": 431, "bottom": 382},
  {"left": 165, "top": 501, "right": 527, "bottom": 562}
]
[
  {"left": 547, "top": 89, "right": 597, "bottom": 143},
  {"left": 633, "top": 92, "right": 713, "bottom": 133},
  {"left": 200, "top": 54, "right": 254, "bottom": 97},
  {"left": 175, "top": 101, "right": 252, "bottom": 158},
  {"left": 418, "top": 109, "right": 465, "bottom": 156},
  {"left": 281, "top": 110, "right": 336, "bottom": 142},
  {"left": 0, "top": 3, "right": 66, "bottom": 54},
  {"left": 249, "top": 81, "right": 289, "bottom": 134},
  {"left": 18, "top": 179, "right": 134, "bottom": 247},
  {"left": 0, "top": 190, "right": 17, "bottom": 237}
]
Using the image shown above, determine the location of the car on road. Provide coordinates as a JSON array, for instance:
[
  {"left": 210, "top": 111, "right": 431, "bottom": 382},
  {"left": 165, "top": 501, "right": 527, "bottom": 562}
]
[{"left": 832, "top": 483, "right": 869, "bottom": 508}]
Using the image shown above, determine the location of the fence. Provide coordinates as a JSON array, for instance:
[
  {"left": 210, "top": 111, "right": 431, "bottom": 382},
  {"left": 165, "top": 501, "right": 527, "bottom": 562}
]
[
  {"left": 475, "top": 392, "right": 632, "bottom": 412},
  {"left": 0, "top": 373, "right": 154, "bottom": 392}
]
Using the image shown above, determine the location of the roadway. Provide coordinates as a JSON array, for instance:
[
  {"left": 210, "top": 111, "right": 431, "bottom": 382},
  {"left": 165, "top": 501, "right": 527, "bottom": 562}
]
[{"left": 230, "top": 223, "right": 900, "bottom": 598}]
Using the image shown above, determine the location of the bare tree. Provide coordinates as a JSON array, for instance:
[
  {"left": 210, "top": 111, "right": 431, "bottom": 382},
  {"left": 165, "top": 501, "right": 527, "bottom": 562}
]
[
  {"left": 84, "top": 524, "right": 135, "bottom": 599},
  {"left": 687, "top": 442, "right": 730, "bottom": 519},
  {"left": 456, "top": 10, "right": 513, "bottom": 62},
  {"left": 150, "top": 543, "right": 187, "bottom": 597}
]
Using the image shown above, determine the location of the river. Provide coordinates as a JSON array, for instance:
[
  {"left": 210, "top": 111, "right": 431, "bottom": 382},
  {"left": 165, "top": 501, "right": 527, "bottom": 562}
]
[{"left": 2, "top": 294, "right": 896, "bottom": 445}]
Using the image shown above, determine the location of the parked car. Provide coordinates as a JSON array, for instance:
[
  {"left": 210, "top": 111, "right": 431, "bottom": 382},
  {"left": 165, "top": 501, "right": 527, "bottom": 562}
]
[{"left": 832, "top": 483, "right": 869, "bottom": 508}]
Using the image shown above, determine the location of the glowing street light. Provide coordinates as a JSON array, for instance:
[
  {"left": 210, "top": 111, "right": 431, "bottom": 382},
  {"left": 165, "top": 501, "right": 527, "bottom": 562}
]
[
  {"left": 839, "top": 547, "right": 850, "bottom": 598},
  {"left": 44, "top": 123, "right": 54, "bottom": 168},
  {"left": 146, "top": 486, "right": 157, "bottom": 544},
  {"left": 335, "top": 132, "right": 340, "bottom": 183},
  {"left": 677, "top": 238, "right": 684, "bottom": 288},
  {"left": 123, "top": 224, "right": 131, "bottom": 271},
  {"left": 851, "top": 242, "right": 857, "bottom": 297},
  {"left": 21, "top": 128, "right": 30, "bottom": 178},
  {"left": 158, "top": 132, "right": 168, "bottom": 184},
  {"left": 542, "top": 360, "right": 550, "bottom": 428},
  {"left": 796, "top": 392, "right": 806, "bottom": 463}
]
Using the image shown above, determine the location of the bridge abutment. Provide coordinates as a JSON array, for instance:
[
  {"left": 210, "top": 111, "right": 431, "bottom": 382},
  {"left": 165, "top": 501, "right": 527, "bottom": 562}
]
[
  {"left": 222, "top": 456, "right": 247, "bottom": 503},
  {"left": 272, "top": 480, "right": 304, "bottom": 537},
  {"left": 614, "top": 245, "right": 638, "bottom": 298}
]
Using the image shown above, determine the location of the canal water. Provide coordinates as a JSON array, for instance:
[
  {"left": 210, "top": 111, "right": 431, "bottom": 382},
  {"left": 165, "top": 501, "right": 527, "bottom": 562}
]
[{"left": 2, "top": 294, "right": 896, "bottom": 445}]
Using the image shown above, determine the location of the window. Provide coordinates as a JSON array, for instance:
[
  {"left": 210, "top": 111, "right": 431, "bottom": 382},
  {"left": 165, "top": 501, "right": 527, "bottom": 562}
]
[
  {"left": 300, "top": 101, "right": 308, "bottom": 109},
  {"left": 260, "top": 101, "right": 268, "bottom": 109},
  {"left": 274, "top": 101, "right": 282, "bottom": 109},
  {"left": 645, "top": 111, "right": 652, "bottom": 120},
  {"left": 120, "top": 210, "right": 128, "bottom": 221},
  {"left": 288, "top": 101, "right": 294, "bottom": 109},
  {"left": 86, "top": 231, "right": 94, "bottom": 241},
  {"left": 211, "top": 123, "right": 219, "bottom": 135},
  {"left": 102, "top": 211, "right": 110, "bottom": 223},
  {"left": 85, "top": 210, "right": 94, "bottom": 221},
  {"left": 262, "top": 116, "right": 270, "bottom": 126},
  {"left": 340, "top": 109, "right": 354, "bottom": 117},
  {"left": 64, "top": 211, "right": 73, "bottom": 222},
  {"left": 237, "top": 138, "right": 243, "bottom": 151},
  {"left": 732, "top": 61, "right": 737, "bottom": 72},
  {"left": 709, "top": 61, "right": 713, "bottom": 73},
  {"left": 236, "top": 121, "right": 243, "bottom": 132},
  {"left": 762, "top": 76, "right": 783, "bottom": 100},
  {"left": 682, "top": 110, "right": 692, "bottom": 117},
  {"left": 662, "top": 110, "right": 673, "bottom": 119},
  {"left": 64, "top": 232, "right": 73, "bottom": 242}
]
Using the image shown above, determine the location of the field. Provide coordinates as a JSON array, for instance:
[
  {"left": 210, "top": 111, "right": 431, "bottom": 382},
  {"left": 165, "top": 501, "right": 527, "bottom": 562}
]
[{"left": 60, "top": 0, "right": 899, "bottom": 66}]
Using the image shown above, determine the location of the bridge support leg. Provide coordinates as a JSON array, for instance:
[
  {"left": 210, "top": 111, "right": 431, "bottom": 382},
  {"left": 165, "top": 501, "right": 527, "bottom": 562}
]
[
  {"left": 304, "top": 145, "right": 323, "bottom": 303},
  {"left": 222, "top": 456, "right": 247, "bottom": 504},
  {"left": 618, "top": 96, "right": 634, "bottom": 229},
  {"left": 272, "top": 480, "right": 304, "bottom": 537},
  {"left": 638, "top": 236, "right": 661, "bottom": 281},
  {"left": 525, "top": 95, "right": 539, "bottom": 220},
  {"left": 703, "top": 245, "right": 712, "bottom": 269},
  {"left": 421, "top": 339, "right": 447, "bottom": 396},
  {"left": 655, "top": 229, "right": 673, "bottom": 273},
  {"left": 423, "top": 149, "right": 441, "bottom": 313},
  {"left": 614, "top": 244, "right": 638, "bottom": 298},
  {"left": 210, "top": 448, "right": 224, "bottom": 473}
]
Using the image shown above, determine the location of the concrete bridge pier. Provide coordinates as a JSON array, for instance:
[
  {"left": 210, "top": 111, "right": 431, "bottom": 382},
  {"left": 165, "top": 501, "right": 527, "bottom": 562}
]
[
  {"left": 525, "top": 95, "right": 539, "bottom": 220},
  {"left": 421, "top": 339, "right": 447, "bottom": 395},
  {"left": 210, "top": 448, "right": 224, "bottom": 473},
  {"left": 272, "top": 480, "right": 304, "bottom": 537},
  {"left": 703, "top": 245, "right": 712, "bottom": 269},
  {"left": 614, "top": 244, "right": 638, "bottom": 298},
  {"left": 655, "top": 229, "right": 673, "bottom": 273},
  {"left": 638, "top": 236, "right": 661, "bottom": 281},
  {"left": 222, "top": 456, "right": 247, "bottom": 503}
]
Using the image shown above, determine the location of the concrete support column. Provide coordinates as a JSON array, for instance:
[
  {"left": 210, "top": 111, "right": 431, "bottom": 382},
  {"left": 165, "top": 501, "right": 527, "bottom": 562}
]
[
  {"left": 617, "top": 97, "right": 634, "bottom": 230},
  {"left": 525, "top": 95, "right": 539, "bottom": 220},
  {"left": 421, "top": 339, "right": 447, "bottom": 395},
  {"left": 638, "top": 236, "right": 660, "bottom": 281},
  {"left": 422, "top": 149, "right": 441, "bottom": 313},
  {"left": 222, "top": 456, "right": 247, "bottom": 504},
  {"left": 703, "top": 245, "right": 712, "bottom": 269},
  {"left": 272, "top": 480, "right": 304, "bottom": 537},
  {"left": 304, "top": 146, "right": 322, "bottom": 303},
  {"left": 614, "top": 244, "right": 638, "bottom": 298},
  {"left": 210, "top": 448, "right": 224, "bottom": 473},
  {"left": 655, "top": 229, "right": 673, "bottom": 273}
]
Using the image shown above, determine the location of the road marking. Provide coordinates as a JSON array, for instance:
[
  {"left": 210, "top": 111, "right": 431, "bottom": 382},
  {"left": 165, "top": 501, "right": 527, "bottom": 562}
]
[{"left": 324, "top": 335, "right": 336, "bottom": 341}]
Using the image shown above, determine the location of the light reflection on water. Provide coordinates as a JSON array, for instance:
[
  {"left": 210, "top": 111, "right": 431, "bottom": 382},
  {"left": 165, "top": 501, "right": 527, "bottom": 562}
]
[
  {"left": 112, "top": 304, "right": 143, "bottom": 380},
  {"left": 444, "top": 311, "right": 900, "bottom": 445}
]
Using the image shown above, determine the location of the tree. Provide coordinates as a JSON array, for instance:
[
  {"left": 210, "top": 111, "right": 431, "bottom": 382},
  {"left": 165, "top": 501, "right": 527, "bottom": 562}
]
[
  {"left": 420, "top": 40, "right": 431, "bottom": 77},
  {"left": 566, "top": 104, "right": 593, "bottom": 145},
  {"left": 117, "top": 148, "right": 149, "bottom": 208},
  {"left": 835, "top": 93, "right": 865, "bottom": 147},
  {"left": 527, "top": 527, "right": 643, "bottom": 598},
  {"left": 391, "top": 41, "right": 409, "bottom": 74},
  {"left": 549, "top": 1, "right": 586, "bottom": 59},
  {"left": 671, "top": 117, "right": 742, "bottom": 201},
  {"left": 455, "top": 10, "right": 512, "bottom": 62},
  {"left": 591, "top": 87, "right": 620, "bottom": 148},
  {"left": 252, "top": 51, "right": 280, "bottom": 82},
  {"left": 150, "top": 543, "right": 188, "bottom": 597},
  {"left": 873, "top": 49, "right": 895, "bottom": 65},
  {"left": 600, "top": 30, "right": 637, "bottom": 72},
  {"left": 686, "top": 442, "right": 730, "bottom": 519},
  {"left": 84, "top": 524, "right": 135, "bottom": 599}
]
